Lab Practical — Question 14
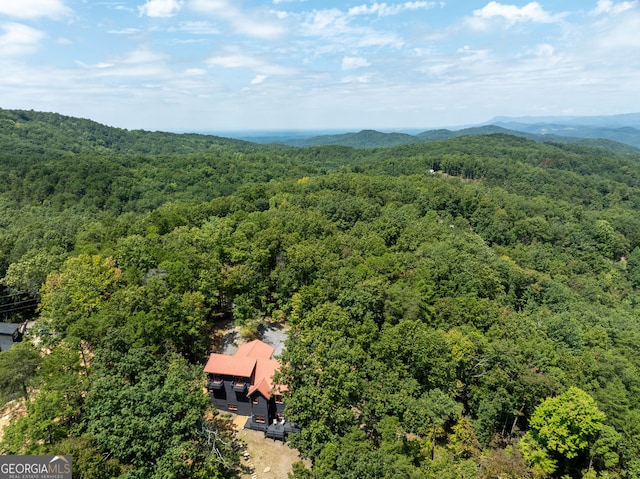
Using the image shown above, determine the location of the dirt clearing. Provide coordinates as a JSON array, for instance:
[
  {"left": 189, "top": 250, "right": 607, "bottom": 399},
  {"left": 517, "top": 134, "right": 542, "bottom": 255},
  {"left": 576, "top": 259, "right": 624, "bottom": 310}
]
[
  {"left": 0, "top": 400, "right": 26, "bottom": 444},
  {"left": 230, "top": 414, "right": 309, "bottom": 479}
]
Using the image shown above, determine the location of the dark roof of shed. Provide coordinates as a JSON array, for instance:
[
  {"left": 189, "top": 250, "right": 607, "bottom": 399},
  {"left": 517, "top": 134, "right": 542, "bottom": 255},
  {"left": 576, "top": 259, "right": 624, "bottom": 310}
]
[{"left": 0, "top": 322, "right": 20, "bottom": 335}]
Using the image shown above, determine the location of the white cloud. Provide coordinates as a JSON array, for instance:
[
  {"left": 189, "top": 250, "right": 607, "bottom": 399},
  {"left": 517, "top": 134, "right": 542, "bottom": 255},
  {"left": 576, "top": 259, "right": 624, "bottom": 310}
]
[
  {"left": 119, "top": 46, "right": 168, "bottom": 65},
  {"left": 179, "top": 21, "right": 220, "bottom": 34},
  {"left": 206, "top": 51, "right": 295, "bottom": 75},
  {"left": 348, "top": 2, "right": 435, "bottom": 17},
  {"left": 340, "top": 74, "right": 371, "bottom": 84},
  {"left": 457, "top": 45, "right": 489, "bottom": 61},
  {"left": 342, "top": 56, "right": 371, "bottom": 70},
  {"left": 75, "top": 60, "right": 114, "bottom": 69},
  {"left": 76, "top": 46, "right": 171, "bottom": 79},
  {"left": 184, "top": 68, "right": 206, "bottom": 76},
  {"left": 420, "top": 63, "right": 453, "bottom": 76},
  {"left": 206, "top": 54, "right": 260, "bottom": 69},
  {"left": 358, "top": 31, "right": 404, "bottom": 48},
  {"left": 270, "top": 10, "right": 289, "bottom": 20},
  {"left": 139, "top": 0, "right": 183, "bottom": 17},
  {"left": 108, "top": 28, "right": 142, "bottom": 35},
  {"left": 0, "top": 23, "right": 45, "bottom": 57},
  {"left": 301, "top": 8, "right": 404, "bottom": 48},
  {"left": 302, "top": 9, "right": 346, "bottom": 36},
  {"left": 114, "top": 5, "right": 135, "bottom": 13},
  {"left": 0, "top": 0, "right": 71, "bottom": 19},
  {"left": 250, "top": 74, "right": 268, "bottom": 85},
  {"left": 412, "top": 47, "right": 432, "bottom": 57},
  {"left": 532, "top": 43, "right": 554, "bottom": 57},
  {"left": 592, "top": 0, "right": 638, "bottom": 15},
  {"left": 469, "top": 2, "right": 563, "bottom": 30},
  {"left": 189, "top": 0, "right": 285, "bottom": 39},
  {"left": 591, "top": 9, "right": 640, "bottom": 49}
]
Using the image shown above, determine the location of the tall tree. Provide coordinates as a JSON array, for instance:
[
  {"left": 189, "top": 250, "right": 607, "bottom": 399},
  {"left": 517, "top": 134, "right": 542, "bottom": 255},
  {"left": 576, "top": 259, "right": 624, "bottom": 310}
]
[
  {"left": 38, "top": 254, "right": 121, "bottom": 341},
  {"left": 0, "top": 340, "right": 40, "bottom": 402},
  {"left": 522, "top": 387, "right": 607, "bottom": 476}
]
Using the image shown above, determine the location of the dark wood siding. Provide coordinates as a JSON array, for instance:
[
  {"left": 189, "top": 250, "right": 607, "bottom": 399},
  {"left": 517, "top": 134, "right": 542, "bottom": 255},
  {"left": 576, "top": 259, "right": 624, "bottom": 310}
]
[{"left": 208, "top": 373, "right": 251, "bottom": 415}]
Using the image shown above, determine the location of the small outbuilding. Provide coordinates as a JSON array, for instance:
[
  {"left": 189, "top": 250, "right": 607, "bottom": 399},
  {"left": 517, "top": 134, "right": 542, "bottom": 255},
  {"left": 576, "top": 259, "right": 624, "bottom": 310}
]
[{"left": 0, "top": 322, "right": 25, "bottom": 352}]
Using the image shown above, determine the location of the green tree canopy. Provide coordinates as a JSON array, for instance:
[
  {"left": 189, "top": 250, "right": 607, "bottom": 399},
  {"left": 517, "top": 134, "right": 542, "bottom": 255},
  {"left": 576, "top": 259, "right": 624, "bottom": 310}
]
[
  {"left": 523, "top": 387, "right": 607, "bottom": 475},
  {"left": 0, "top": 340, "right": 40, "bottom": 402}
]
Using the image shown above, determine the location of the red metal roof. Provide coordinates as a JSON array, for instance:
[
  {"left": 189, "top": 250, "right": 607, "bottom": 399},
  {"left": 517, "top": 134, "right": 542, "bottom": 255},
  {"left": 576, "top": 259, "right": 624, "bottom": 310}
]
[
  {"left": 248, "top": 377, "right": 272, "bottom": 399},
  {"left": 204, "top": 340, "right": 286, "bottom": 399},
  {"left": 203, "top": 353, "right": 257, "bottom": 378},
  {"left": 247, "top": 358, "right": 284, "bottom": 399},
  {"left": 235, "top": 339, "right": 275, "bottom": 360}
]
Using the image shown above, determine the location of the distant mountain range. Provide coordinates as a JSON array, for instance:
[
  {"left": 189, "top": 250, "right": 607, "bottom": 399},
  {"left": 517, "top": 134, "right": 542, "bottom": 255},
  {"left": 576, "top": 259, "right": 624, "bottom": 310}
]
[
  {"left": 488, "top": 113, "right": 640, "bottom": 129},
  {"left": 292, "top": 122, "right": 640, "bottom": 153},
  {"left": 3, "top": 108, "right": 640, "bottom": 154}
]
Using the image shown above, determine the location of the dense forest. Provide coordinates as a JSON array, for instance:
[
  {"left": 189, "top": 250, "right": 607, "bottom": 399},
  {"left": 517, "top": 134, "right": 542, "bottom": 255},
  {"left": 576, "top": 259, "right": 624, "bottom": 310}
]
[{"left": 2, "top": 109, "right": 640, "bottom": 478}]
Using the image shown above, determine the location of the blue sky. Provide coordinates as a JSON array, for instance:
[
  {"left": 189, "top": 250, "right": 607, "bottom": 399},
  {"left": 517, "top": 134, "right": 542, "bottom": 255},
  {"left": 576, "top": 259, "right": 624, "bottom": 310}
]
[{"left": 0, "top": 0, "right": 638, "bottom": 131}]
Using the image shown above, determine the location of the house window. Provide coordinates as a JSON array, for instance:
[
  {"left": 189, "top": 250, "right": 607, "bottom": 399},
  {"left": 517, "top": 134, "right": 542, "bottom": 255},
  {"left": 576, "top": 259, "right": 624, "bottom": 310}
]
[
  {"left": 254, "top": 415, "right": 266, "bottom": 424},
  {"left": 252, "top": 397, "right": 259, "bottom": 405},
  {"left": 208, "top": 375, "right": 224, "bottom": 390},
  {"left": 233, "top": 377, "right": 248, "bottom": 392},
  {"left": 275, "top": 395, "right": 283, "bottom": 404},
  {"left": 228, "top": 404, "right": 238, "bottom": 411}
]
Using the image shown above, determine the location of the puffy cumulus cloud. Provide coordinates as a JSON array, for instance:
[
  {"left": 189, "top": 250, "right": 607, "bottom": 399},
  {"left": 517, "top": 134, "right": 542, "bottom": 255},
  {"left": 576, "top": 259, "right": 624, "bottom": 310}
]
[
  {"left": 592, "top": 0, "right": 638, "bottom": 15},
  {"left": 0, "top": 23, "right": 45, "bottom": 57},
  {"left": 469, "top": 1, "right": 564, "bottom": 30},
  {"left": 0, "top": 0, "right": 71, "bottom": 19},
  {"left": 189, "top": 0, "right": 285, "bottom": 38},
  {"left": 342, "top": 56, "right": 371, "bottom": 70},
  {"left": 348, "top": 1, "right": 436, "bottom": 17},
  {"left": 139, "top": 0, "right": 183, "bottom": 17}
]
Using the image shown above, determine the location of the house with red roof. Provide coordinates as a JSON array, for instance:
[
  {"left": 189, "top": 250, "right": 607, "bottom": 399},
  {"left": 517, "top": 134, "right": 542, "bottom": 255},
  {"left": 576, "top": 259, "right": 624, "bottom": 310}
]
[{"left": 204, "top": 339, "right": 296, "bottom": 436}]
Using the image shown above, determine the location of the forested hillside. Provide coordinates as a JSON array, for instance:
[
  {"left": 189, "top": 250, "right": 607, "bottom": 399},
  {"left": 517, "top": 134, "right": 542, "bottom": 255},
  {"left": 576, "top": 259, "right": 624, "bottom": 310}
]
[{"left": 2, "top": 110, "right": 640, "bottom": 478}]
